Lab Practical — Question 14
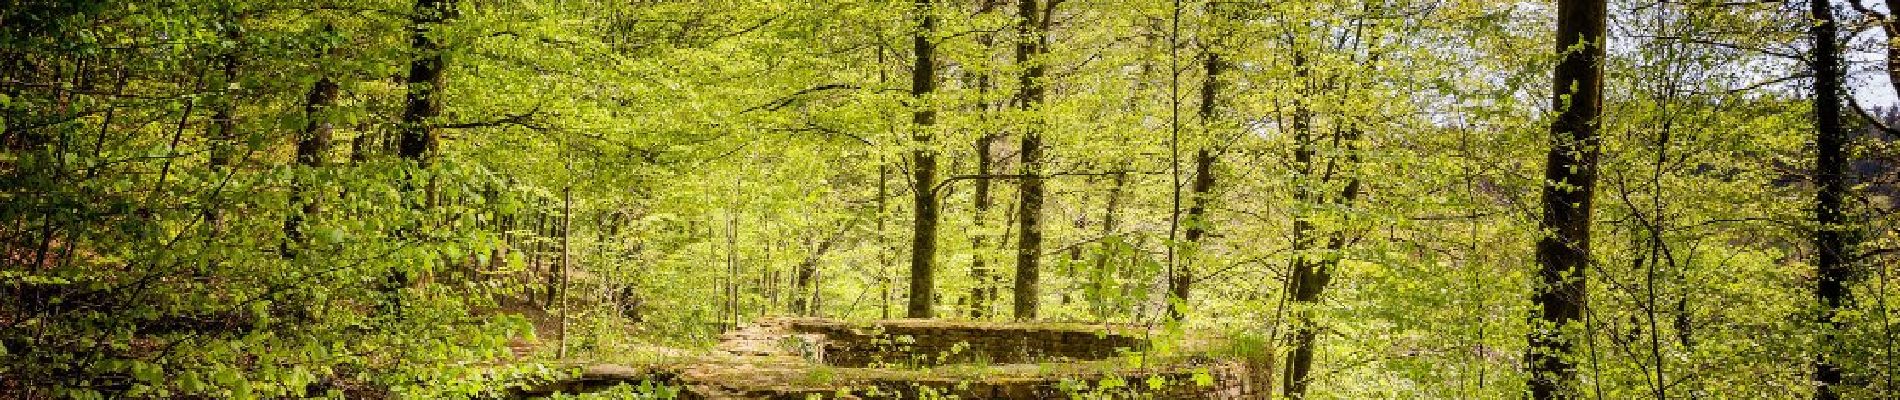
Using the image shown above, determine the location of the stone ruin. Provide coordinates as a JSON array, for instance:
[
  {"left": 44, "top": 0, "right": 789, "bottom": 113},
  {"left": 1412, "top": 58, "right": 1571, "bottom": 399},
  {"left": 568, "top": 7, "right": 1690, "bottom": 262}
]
[
  {"left": 515, "top": 318, "right": 1270, "bottom": 399},
  {"left": 716, "top": 318, "right": 1152, "bottom": 367}
]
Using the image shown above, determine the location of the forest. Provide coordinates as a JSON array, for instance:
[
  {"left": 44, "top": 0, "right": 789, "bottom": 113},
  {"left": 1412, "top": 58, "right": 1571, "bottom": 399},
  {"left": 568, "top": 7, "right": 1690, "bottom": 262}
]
[{"left": 3, "top": 0, "right": 1900, "bottom": 398}]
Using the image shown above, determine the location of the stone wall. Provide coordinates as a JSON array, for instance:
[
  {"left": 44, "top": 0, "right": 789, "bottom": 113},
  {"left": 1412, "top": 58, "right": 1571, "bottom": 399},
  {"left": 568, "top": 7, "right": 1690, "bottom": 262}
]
[
  {"left": 521, "top": 318, "right": 1272, "bottom": 399},
  {"left": 777, "top": 319, "right": 1147, "bottom": 367}
]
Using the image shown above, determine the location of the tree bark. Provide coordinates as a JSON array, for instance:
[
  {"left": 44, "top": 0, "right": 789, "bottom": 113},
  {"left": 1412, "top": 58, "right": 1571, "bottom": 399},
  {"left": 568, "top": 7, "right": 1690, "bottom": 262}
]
[
  {"left": 968, "top": 0, "right": 1000, "bottom": 320},
  {"left": 1173, "top": 25, "right": 1222, "bottom": 321},
  {"left": 1810, "top": 1, "right": 1851, "bottom": 398},
  {"left": 399, "top": 0, "right": 454, "bottom": 164},
  {"left": 284, "top": 77, "right": 338, "bottom": 256},
  {"left": 1282, "top": 53, "right": 1322, "bottom": 399},
  {"left": 1012, "top": 0, "right": 1050, "bottom": 321},
  {"left": 387, "top": 0, "right": 456, "bottom": 318},
  {"left": 1529, "top": 0, "right": 1606, "bottom": 398},
  {"left": 1092, "top": 172, "right": 1126, "bottom": 320},
  {"left": 905, "top": 0, "right": 940, "bottom": 319}
]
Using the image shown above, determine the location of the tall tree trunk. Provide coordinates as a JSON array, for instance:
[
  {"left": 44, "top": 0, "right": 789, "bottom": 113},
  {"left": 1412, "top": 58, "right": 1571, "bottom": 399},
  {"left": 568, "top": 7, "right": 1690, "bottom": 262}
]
[
  {"left": 1529, "top": 0, "right": 1607, "bottom": 398},
  {"left": 1284, "top": 122, "right": 1364, "bottom": 399},
  {"left": 879, "top": 160, "right": 893, "bottom": 320},
  {"left": 971, "top": 133, "right": 997, "bottom": 318},
  {"left": 1282, "top": 53, "right": 1323, "bottom": 399},
  {"left": 906, "top": 0, "right": 940, "bottom": 319},
  {"left": 1173, "top": 23, "right": 1222, "bottom": 321},
  {"left": 389, "top": 0, "right": 455, "bottom": 318},
  {"left": 400, "top": 0, "right": 453, "bottom": 164},
  {"left": 1012, "top": 0, "right": 1050, "bottom": 321},
  {"left": 968, "top": 0, "right": 1000, "bottom": 320},
  {"left": 546, "top": 211, "right": 560, "bottom": 307},
  {"left": 1092, "top": 172, "right": 1126, "bottom": 320},
  {"left": 726, "top": 210, "right": 740, "bottom": 328},
  {"left": 1810, "top": 1, "right": 1851, "bottom": 398},
  {"left": 557, "top": 187, "right": 571, "bottom": 359},
  {"left": 205, "top": 15, "right": 241, "bottom": 236},
  {"left": 284, "top": 77, "right": 338, "bottom": 256}
]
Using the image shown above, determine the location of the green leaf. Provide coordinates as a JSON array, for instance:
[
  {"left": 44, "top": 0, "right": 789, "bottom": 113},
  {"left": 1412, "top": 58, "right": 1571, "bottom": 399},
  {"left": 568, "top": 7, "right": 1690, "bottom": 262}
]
[
  {"left": 131, "top": 361, "right": 162, "bottom": 383},
  {"left": 1192, "top": 368, "right": 1214, "bottom": 387}
]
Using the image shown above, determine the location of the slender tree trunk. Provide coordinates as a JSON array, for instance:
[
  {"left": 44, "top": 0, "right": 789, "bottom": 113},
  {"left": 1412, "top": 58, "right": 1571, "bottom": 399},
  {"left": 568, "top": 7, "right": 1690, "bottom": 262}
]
[
  {"left": 971, "top": 133, "right": 997, "bottom": 318},
  {"left": 906, "top": 0, "right": 940, "bottom": 319},
  {"left": 1012, "top": 0, "right": 1050, "bottom": 321},
  {"left": 205, "top": 15, "right": 241, "bottom": 236},
  {"left": 558, "top": 187, "right": 571, "bottom": 359},
  {"left": 1282, "top": 53, "right": 1323, "bottom": 399},
  {"left": 546, "top": 211, "right": 559, "bottom": 307},
  {"left": 1173, "top": 26, "right": 1222, "bottom": 321},
  {"left": 969, "top": 0, "right": 1000, "bottom": 319},
  {"left": 1529, "top": 0, "right": 1607, "bottom": 398},
  {"left": 1810, "top": 1, "right": 1851, "bottom": 398},
  {"left": 879, "top": 160, "right": 893, "bottom": 320},
  {"left": 727, "top": 211, "right": 740, "bottom": 328},
  {"left": 1091, "top": 173, "right": 1126, "bottom": 320},
  {"left": 1062, "top": 193, "right": 1087, "bottom": 307},
  {"left": 284, "top": 77, "right": 338, "bottom": 256}
]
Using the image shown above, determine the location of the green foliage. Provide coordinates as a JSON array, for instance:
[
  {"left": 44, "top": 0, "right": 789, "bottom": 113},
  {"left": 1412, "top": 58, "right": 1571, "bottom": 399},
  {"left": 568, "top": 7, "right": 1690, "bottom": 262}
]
[{"left": 1, "top": 0, "right": 1896, "bottom": 398}]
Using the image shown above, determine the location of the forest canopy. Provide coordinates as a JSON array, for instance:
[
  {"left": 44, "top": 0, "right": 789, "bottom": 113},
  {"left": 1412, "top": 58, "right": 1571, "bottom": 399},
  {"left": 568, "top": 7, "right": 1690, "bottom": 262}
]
[{"left": 2, "top": 0, "right": 1898, "bottom": 398}]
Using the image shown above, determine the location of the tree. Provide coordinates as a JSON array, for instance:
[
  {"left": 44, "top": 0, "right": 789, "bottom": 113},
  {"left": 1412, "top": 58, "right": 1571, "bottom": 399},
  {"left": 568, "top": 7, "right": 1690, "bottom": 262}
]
[
  {"left": 1530, "top": 0, "right": 1608, "bottom": 397},
  {"left": 906, "top": 0, "right": 940, "bottom": 319},
  {"left": 968, "top": 0, "right": 1002, "bottom": 320},
  {"left": 1282, "top": 49, "right": 1324, "bottom": 399},
  {"left": 1808, "top": 1, "right": 1851, "bottom": 398},
  {"left": 284, "top": 76, "right": 338, "bottom": 255},
  {"left": 1173, "top": 0, "right": 1225, "bottom": 322},
  {"left": 1013, "top": 0, "right": 1052, "bottom": 321},
  {"left": 400, "top": 0, "right": 454, "bottom": 165},
  {"left": 205, "top": 10, "right": 242, "bottom": 236}
]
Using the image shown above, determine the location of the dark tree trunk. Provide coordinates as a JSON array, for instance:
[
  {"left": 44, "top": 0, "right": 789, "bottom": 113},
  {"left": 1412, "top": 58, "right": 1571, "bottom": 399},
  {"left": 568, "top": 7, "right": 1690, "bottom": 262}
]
[
  {"left": 1282, "top": 53, "right": 1322, "bottom": 399},
  {"left": 283, "top": 77, "right": 338, "bottom": 256},
  {"left": 1529, "top": 0, "right": 1606, "bottom": 398},
  {"left": 400, "top": 0, "right": 453, "bottom": 164},
  {"left": 1091, "top": 172, "right": 1126, "bottom": 320},
  {"left": 389, "top": 0, "right": 456, "bottom": 318},
  {"left": 1810, "top": 1, "right": 1851, "bottom": 398},
  {"left": 1012, "top": 0, "right": 1049, "bottom": 321},
  {"left": 905, "top": 0, "right": 940, "bottom": 319},
  {"left": 1173, "top": 33, "right": 1222, "bottom": 321}
]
